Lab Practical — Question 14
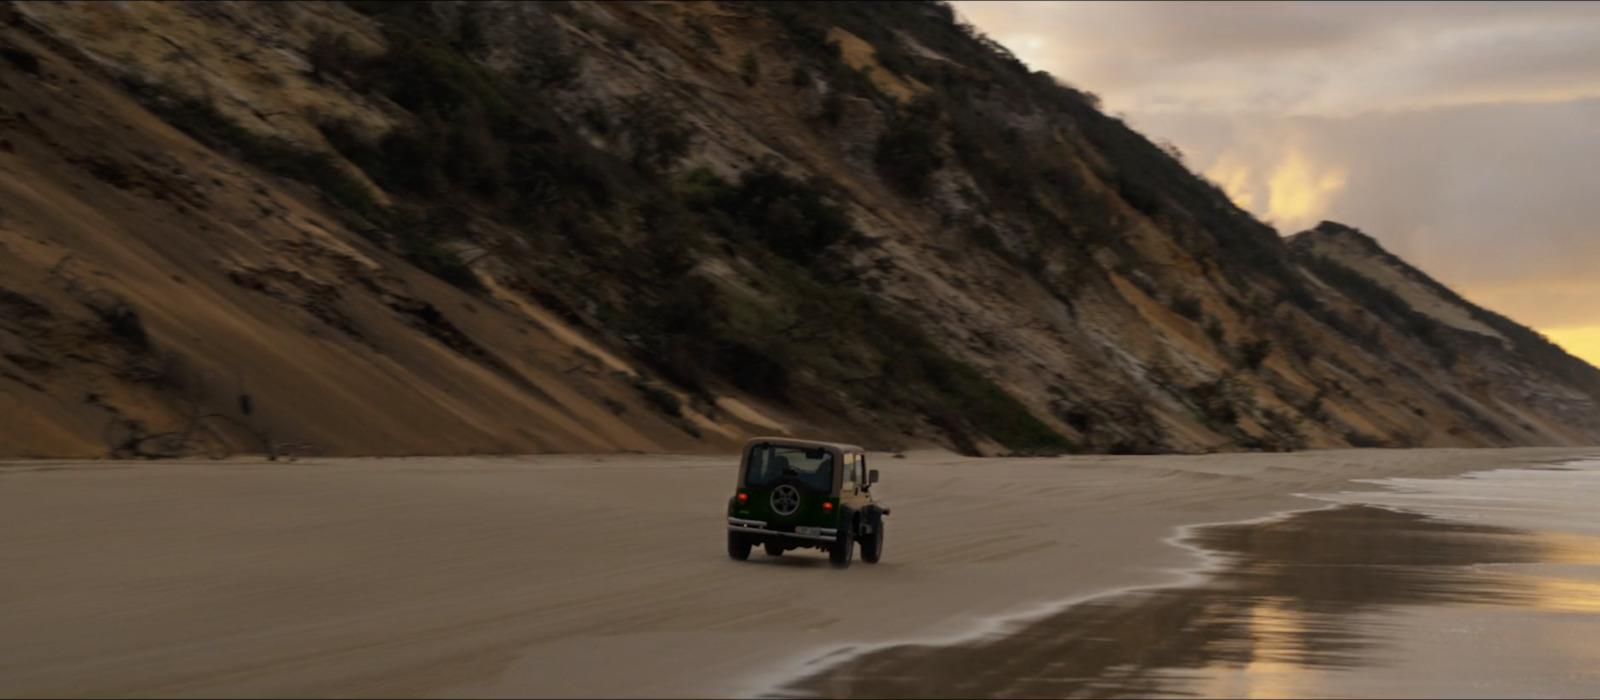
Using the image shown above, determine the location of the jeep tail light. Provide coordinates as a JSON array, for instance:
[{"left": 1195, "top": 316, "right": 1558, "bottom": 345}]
[
  {"left": 737, "top": 492, "right": 748, "bottom": 503},
  {"left": 822, "top": 501, "right": 833, "bottom": 511}
]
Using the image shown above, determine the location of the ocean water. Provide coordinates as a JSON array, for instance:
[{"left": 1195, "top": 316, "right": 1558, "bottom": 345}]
[{"left": 776, "top": 458, "right": 1600, "bottom": 699}]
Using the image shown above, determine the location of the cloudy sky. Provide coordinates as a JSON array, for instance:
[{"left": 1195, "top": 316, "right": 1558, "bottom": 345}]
[{"left": 951, "top": 1, "right": 1600, "bottom": 367}]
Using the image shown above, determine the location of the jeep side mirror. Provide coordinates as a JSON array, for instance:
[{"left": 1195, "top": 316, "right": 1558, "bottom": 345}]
[{"left": 868, "top": 469, "right": 879, "bottom": 485}]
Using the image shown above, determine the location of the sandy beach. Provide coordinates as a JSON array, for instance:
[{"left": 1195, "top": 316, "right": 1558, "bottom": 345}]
[{"left": 0, "top": 446, "right": 1595, "bottom": 699}]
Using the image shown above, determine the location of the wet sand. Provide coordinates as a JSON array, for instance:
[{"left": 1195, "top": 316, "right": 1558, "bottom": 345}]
[
  {"left": 0, "top": 447, "right": 1595, "bottom": 698},
  {"left": 781, "top": 460, "right": 1600, "bottom": 699},
  {"left": 777, "top": 505, "right": 1555, "bottom": 698}
]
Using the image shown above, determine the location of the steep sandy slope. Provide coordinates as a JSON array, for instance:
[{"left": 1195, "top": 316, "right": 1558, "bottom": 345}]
[
  {"left": 1289, "top": 222, "right": 1600, "bottom": 446},
  {"left": 0, "top": 3, "right": 788, "bottom": 458},
  {"left": 489, "top": 0, "right": 1600, "bottom": 452},
  {"left": 2, "top": 0, "right": 1597, "bottom": 458},
  {"left": 1293, "top": 224, "right": 1504, "bottom": 341}
]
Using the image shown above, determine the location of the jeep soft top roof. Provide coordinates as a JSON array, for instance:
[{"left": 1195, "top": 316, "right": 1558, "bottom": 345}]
[{"left": 742, "top": 436, "right": 867, "bottom": 454}]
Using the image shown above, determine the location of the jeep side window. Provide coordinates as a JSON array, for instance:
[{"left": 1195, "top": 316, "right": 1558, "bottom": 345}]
[
  {"left": 811, "top": 452, "right": 835, "bottom": 492},
  {"left": 744, "top": 446, "right": 765, "bottom": 487},
  {"left": 745, "top": 444, "right": 786, "bottom": 487}
]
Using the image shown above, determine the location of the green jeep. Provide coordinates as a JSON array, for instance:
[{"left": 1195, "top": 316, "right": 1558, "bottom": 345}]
[{"left": 726, "top": 437, "right": 890, "bottom": 568}]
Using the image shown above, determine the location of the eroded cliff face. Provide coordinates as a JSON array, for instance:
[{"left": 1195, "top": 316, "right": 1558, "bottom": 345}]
[
  {"left": 0, "top": 1, "right": 784, "bottom": 458},
  {"left": 1287, "top": 222, "right": 1600, "bottom": 446},
  {"left": 1, "top": 1, "right": 1595, "bottom": 458}
]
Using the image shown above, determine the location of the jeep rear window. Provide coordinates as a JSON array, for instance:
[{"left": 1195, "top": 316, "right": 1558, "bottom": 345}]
[{"left": 746, "top": 444, "right": 834, "bottom": 492}]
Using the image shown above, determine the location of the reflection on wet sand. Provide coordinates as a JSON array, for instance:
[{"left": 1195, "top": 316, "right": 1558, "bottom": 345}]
[{"left": 777, "top": 505, "right": 1573, "bottom": 699}]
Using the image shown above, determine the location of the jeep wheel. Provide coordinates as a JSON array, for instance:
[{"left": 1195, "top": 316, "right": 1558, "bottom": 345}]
[
  {"left": 728, "top": 532, "right": 752, "bottom": 561},
  {"left": 764, "top": 542, "right": 784, "bottom": 557},
  {"left": 829, "top": 522, "right": 855, "bottom": 568},
  {"left": 861, "top": 519, "right": 884, "bottom": 564}
]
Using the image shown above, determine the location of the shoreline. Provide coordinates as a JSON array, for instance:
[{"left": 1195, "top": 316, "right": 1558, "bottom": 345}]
[
  {"left": 750, "top": 497, "right": 1393, "bottom": 698},
  {"left": 766, "top": 453, "right": 1600, "bottom": 699},
  {"left": 742, "top": 449, "right": 1600, "bottom": 699}
]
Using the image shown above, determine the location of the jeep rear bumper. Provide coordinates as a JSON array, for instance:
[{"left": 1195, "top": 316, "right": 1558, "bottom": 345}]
[{"left": 728, "top": 517, "right": 837, "bottom": 542}]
